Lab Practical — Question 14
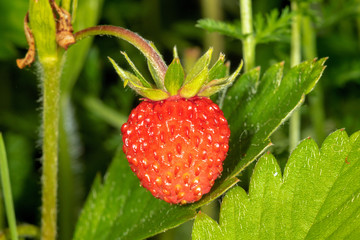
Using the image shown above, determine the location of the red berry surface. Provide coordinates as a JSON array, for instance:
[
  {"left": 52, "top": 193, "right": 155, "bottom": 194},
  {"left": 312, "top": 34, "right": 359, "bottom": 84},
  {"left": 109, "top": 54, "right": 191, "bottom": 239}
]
[{"left": 121, "top": 96, "right": 230, "bottom": 204}]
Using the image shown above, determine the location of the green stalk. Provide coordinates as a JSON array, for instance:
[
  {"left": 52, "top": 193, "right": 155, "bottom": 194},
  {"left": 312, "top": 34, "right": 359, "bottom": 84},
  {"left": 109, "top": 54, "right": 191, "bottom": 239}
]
[
  {"left": 302, "top": 6, "right": 325, "bottom": 143},
  {"left": 41, "top": 60, "right": 61, "bottom": 240},
  {"left": 240, "top": 0, "right": 256, "bottom": 72},
  {"left": 0, "top": 134, "right": 18, "bottom": 240},
  {"left": 28, "top": 0, "right": 61, "bottom": 239},
  {"left": 289, "top": 0, "right": 302, "bottom": 151}
]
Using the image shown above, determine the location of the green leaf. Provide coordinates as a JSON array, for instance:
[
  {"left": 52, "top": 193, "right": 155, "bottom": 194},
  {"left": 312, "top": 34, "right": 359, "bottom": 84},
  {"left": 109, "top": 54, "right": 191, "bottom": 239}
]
[
  {"left": 192, "top": 129, "right": 360, "bottom": 239},
  {"left": 185, "top": 48, "right": 212, "bottom": 84},
  {"left": 254, "top": 7, "right": 293, "bottom": 44},
  {"left": 196, "top": 19, "right": 244, "bottom": 40},
  {"left": 164, "top": 57, "right": 185, "bottom": 95},
  {"left": 192, "top": 212, "right": 224, "bottom": 240},
  {"left": 3, "top": 133, "right": 33, "bottom": 202},
  {"left": 226, "top": 59, "right": 326, "bottom": 176},
  {"left": 73, "top": 150, "right": 197, "bottom": 240}
]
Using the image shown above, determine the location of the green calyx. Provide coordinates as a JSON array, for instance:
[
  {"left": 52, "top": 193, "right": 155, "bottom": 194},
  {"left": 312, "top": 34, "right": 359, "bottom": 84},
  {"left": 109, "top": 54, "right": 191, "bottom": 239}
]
[{"left": 109, "top": 46, "right": 243, "bottom": 101}]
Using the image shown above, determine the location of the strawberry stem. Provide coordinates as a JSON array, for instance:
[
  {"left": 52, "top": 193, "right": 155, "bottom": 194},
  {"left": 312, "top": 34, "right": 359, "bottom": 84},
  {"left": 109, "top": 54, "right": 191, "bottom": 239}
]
[
  {"left": 29, "top": 0, "right": 62, "bottom": 239},
  {"left": 74, "top": 25, "right": 168, "bottom": 82},
  {"left": 41, "top": 60, "right": 62, "bottom": 240}
]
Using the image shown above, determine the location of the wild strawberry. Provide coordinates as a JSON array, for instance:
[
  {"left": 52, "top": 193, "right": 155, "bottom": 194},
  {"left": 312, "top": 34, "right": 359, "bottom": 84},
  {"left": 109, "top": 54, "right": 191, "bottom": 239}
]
[{"left": 110, "top": 47, "right": 242, "bottom": 204}]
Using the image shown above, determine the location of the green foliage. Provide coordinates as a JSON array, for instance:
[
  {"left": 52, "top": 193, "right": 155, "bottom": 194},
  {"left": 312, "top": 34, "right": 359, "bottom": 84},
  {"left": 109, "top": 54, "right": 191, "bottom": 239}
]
[
  {"left": 197, "top": 7, "right": 293, "bottom": 44},
  {"left": 314, "top": 0, "right": 360, "bottom": 28},
  {"left": 192, "top": 129, "right": 360, "bottom": 239},
  {"left": 1, "top": 0, "right": 359, "bottom": 239},
  {"left": 254, "top": 7, "right": 292, "bottom": 44},
  {"left": 196, "top": 19, "right": 244, "bottom": 40}
]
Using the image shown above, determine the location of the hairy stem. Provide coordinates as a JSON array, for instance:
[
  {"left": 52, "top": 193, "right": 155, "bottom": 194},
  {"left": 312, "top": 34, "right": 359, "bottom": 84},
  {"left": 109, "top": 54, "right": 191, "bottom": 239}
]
[
  {"left": 74, "top": 26, "right": 168, "bottom": 81},
  {"left": 289, "top": 0, "right": 302, "bottom": 151},
  {"left": 0, "top": 134, "right": 19, "bottom": 240},
  {"left": 240, "top": 0, "right": 256, "bottom": 72},
  {"left": 41, "top": 60, "right": 61, "bottom": 240}
]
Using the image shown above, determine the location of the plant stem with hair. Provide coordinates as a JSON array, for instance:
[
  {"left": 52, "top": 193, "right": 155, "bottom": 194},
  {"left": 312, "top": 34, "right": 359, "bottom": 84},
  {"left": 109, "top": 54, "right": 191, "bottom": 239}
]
[
  {"left": 41, "top": 59, "right": 61, "bottom": 240},
  {"left": 28, "top": 0, "right": 61, "bottom": 239}
]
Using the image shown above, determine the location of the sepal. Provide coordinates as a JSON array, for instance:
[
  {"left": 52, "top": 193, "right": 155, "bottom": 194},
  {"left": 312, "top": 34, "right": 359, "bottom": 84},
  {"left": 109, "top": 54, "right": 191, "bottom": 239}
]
[
  {"left": 164, "top": 57, "right": 185, "bottom": 96},
  {"left": 109, "top": 56, "right": 169, "bottom": 100},
  {"left": 185, "top": 48, "right": 213, "bottom": 84},
  {"left": 208, "top": 53, "right": 227, "bottom": 82},
  {"left": 198, "top": 61, "right": 243, "bottom": 97},
  {"left": 180, "top": 68, "right": 209, "bottom": 98},
  {"left": 108, "top": 57, "right": 141, "bottom": 88},
  {"left": 121, "top": 51, "right": 152, "bottom": 88}
]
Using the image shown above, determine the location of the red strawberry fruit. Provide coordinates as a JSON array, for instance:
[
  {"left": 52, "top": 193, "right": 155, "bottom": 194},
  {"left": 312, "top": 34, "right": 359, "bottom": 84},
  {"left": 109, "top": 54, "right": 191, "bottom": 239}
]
[{"left": 110, "top": 47, "right": 242, "bottom": 204}]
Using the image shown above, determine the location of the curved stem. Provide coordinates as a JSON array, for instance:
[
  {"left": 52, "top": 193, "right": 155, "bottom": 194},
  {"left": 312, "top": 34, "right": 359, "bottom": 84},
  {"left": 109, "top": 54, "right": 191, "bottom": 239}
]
[{"left": 74, "top": 26, "right": 168, "bottom": 81}]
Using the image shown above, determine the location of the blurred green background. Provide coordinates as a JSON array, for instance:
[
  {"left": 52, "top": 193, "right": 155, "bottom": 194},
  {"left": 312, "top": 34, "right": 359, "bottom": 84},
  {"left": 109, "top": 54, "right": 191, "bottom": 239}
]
[{"left": 0, "top": 0, "right": 359, "bottom": 239}]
